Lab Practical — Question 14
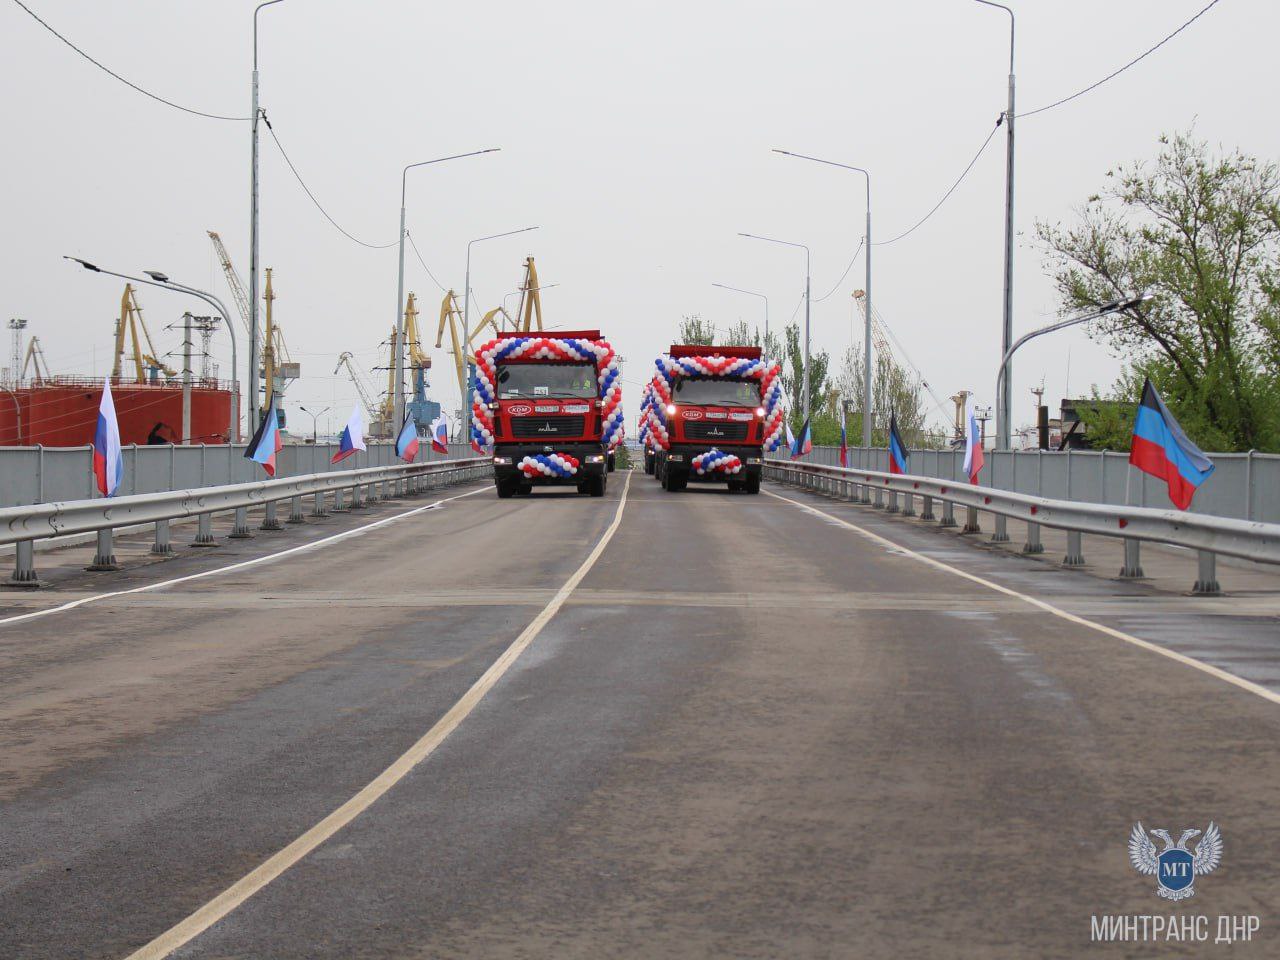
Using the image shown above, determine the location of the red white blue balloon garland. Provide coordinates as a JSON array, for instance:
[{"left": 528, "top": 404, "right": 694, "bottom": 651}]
[
  {"left": 645, "top": 353, "right": 785, "bottom": 453},
  {"left": 692, "top": 448, "right": 743, "bottom": 475},
  {"left": 471, "top": 335, "right": 624, "bottom": 452},
  {"left": 518, "top": 453, "right": 580, "bottom": 478}
]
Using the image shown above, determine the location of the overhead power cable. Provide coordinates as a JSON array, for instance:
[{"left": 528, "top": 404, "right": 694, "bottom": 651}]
[
  {"left": 10, "top": 0, "right": 250, "bottom": 121},
  {"left": 873, "top": 119, "right": 1002, "bottom": 247},
  {"left": 262, "top": 117, "right": 399, "bottom": 250},
  {"left": 1018, "top": 0, "right": 1225, "bottom": 118},
  {"left": 812, "top": 238, "right": 865, "bottom": 303},
  {"left": 405, "top": 231, "right": 450, "bottom": 293}
]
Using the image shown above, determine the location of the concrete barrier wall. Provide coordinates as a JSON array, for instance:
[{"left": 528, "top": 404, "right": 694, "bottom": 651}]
[
  {"left": 783, "top": 445, "right": 1280, "bottom": 524},
  {"left": 0, "top": 442, "right": 476, "bottom": 508}
]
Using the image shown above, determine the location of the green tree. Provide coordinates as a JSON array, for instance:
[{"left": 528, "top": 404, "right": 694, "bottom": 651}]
[
  {"left": 722, "top": 319, "right": 754, "bottom": 347},
  {"left": 779, "top": 322, "right": 829, "bottom": 428},
  {"left": 831, "top": 342, "right": 935, "bottom": 447},
  {"left": 1037, "top": 130, "right": 1280, "bottom": 452},
  {"left": 677, "top": 314, "right": 717, "bottom": 346},
  {"left": 1073, "top": 383, "right": 1139, "bottom": 451}
]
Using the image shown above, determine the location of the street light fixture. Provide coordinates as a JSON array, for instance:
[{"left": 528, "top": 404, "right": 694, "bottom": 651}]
[
  {"left": 66, "top": 257, "right": 242, "bottom": 442},
  {"left": 462, "top": 226, "right": 540, "bottom": 444},
  {"left": 393, "top": 148, "right": 501, "bottom": 425},
  {"left": 973, "top": 0, "right": 1017, "bottom": 450},
  {"left": 739, "top": 233, "right": 811, "bottom": 422},
  {"left": 298, "top": 404, "right": 330, "bottom": 444},
  {"left": 249, "top": 0, "right": 286, "bottom": 435},
  {"left": 773, "top": 149, "right": 874, "bottom": 446},
  {"left": 994, "top": 295, "right": 1151, "bottom": 420},
  {"left": 710, "top": 283, "right": 769, "bottom": 345}
]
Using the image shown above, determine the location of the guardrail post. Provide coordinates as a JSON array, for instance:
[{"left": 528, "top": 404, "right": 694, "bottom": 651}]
[
  {"left": 311, "top": 491, "right": 329, "bottom": 517},
  {"left": 859, "top": 481, "right": 871, "bottom": 504},
  {"left": 962, "top": 506, "right": 981, "bottom": 534},
  {"left": 151, "top": 519, "right": 174, "bottom": 555},
  {"left": 350, "top": 485, "right": 365, "bottom": 509},
  {"left": 939, "top": 500, "right": 956, "bottom": 527},
  {"left": 901, "top": 490, "right": 916, "bottom": 517},
  {"left": 260, "top": 500, "right": 282, "bottom": 531},
  {"left": 886, "top": 489, "right": 899, "bottom": 514},
  {"left": 229, "top": 506, "right": 253, "bottom": 538},
  {"left": 1063, "top": 530, "right": 1085, "bottom": 566},
  {"left": 1022, "top": 521, "right": 1043, "bottom": 554},
  {"left": 920, "top": 494, "right": 934, "bottom": 521},
  {"left": 1193, "top": 551, "right": 1222, "bottom": 596},
  {"left": 288, "top": 496, "right": 305, "bottom": 524},
  {"left": 873, "top": 486, "right": 884, "bottom": 509},
  {"left": 192, "top": 512, "right": 216, "bottom": 547},
  {"left": 991, "top": 515, "right": 1010, "bottom": 543},
  {"left": 333, "top": 487, "right": 345, "bottom": 511},
  {"left": 7, "top": 541, "right": 39, "bottom": 588},
  {"left": 87, "top": 529, "right": 118, "bottom": 571},
  {"left": 1119, "top": 539, "right": 1144, "bottom": 579}
]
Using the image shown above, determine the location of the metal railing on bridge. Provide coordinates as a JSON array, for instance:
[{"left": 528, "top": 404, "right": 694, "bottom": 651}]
[
  {"left": 765, "top": 459, "right": 1280, "bottom": 596},
  {"left": 1, "top": 456, "right": 489, "bottom": 588}
]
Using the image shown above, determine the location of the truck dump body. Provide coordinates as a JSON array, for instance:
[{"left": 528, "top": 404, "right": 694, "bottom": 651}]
[
  {"left": 645, "top": 345, "right": 785, "bottom": 493},
  {"left": 471, "top": 331, "right": 623, "bottom": 498}
]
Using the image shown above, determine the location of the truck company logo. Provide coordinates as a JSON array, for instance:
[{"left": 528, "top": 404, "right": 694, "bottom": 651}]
[
  {"left": 507, "top": 404, "right": 533, "bottom": 416},
  {"left": 537, "top": 422, "right": 558, "bottom": 433},
  {"left": 1129, "top": 822, "right": 1222, "bottom": 901},
  {"left": 681, "top": 410, "right": 703, "bottom": 420},
  {"left": 706, "top": 427, "right": 725, "bottom": 437}
]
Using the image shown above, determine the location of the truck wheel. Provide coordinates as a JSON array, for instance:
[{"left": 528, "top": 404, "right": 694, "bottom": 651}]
[
  {"left": 517, "top": 482, "right": 533, "bottom": 496},
  {"left": 663, "top": 468, "right": 686, "bottom": 492},
  {"left": 589, "top": 473, "right": 606, "bottom": 497},
  {"left": 744, "top": 473, "right": 761, "bottom": 495},
  {"left": 607, "top": 453, "right": 616, "bottom": 473},
  {"left": 496, "top": 477, "right": 517, "bottom": 498},
  {"left": 644, "top": 452, "right": 655, "bottom": 476}
]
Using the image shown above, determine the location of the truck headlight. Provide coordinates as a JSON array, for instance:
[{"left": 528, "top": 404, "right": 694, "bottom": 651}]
[
  {"left": 668, "top": 454, "right": 685, "bottom": 462},
  {"left": 493, "top": 456, "right": 512, "bottom": 465},
  {"left": 746, "top": 457, "right": 762, "bottom": 464},
  {"left": 488, "top": 402, "right": 499, "bottom": 411},
  {"left": 755, "top": 407, "right": 766, "bottom": 417},
  {"left": 586, "top": 454, "right": 605, "bottom": 463},
  {"left": 666, "top": 404, "right": 676, "bottom": 415}
]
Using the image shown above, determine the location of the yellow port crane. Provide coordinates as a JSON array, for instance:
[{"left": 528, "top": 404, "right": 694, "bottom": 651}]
[
  {"left": 114, "top": 284, "right": 176, "bottom": 382},
  {"left": 333, "top": 351, "right": 380, "bottom": 426},
  {"left": 21, "top": 336, "right": 51, "bottom": 385}
]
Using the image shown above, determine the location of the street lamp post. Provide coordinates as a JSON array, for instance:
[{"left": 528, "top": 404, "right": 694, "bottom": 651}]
[
  {"left": 249, "top": 0, "right": 285, "bottom": 435},
  {"left": 298, "top": 404, "right": 330, "bottom": 444},
  {"left": 739, "top": 233, "right": 810, "bottom": 422},
  {"left": 66, "top": 258, "right": 242, "bottom": 442},
  {"left": 393, "top": 148, "right": 501, "bottom": 426},
  {"left": 974, "top": 0, "right": 1016, "bottom": 449},
  {"left": 773, "top": 150, "right": 873, "bottom": 446},
  {"left": 710, "top": 283, "right": 769, "bottom": 344},
  {"left": 462, "top": 226, "right": 539, "bottom": 444}
]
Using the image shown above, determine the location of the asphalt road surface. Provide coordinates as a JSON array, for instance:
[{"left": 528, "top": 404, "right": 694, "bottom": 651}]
[{"left": 2, "top": 470, "right": 1278, "bottom": 958}]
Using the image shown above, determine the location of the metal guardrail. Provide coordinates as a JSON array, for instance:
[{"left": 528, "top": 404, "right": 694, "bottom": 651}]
[
  {"left": 765, "top": 460, "right": 1280, "bottom": 596},
  {"left": 2, "top": 457, "right": 490, "bottom": 588}
]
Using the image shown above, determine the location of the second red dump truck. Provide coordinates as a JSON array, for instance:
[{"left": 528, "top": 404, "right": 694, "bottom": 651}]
[
  {"left": 471, "top": 330, "right": 624, "bottom": 498},
  {"left": 643, "top": 344, "right": 785, "bottom": 493}
]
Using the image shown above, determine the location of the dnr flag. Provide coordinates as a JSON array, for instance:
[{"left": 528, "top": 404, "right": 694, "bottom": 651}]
[
  {"left": 244, "top": 404, "right": 283, "bottom": 477},
  {"left": 395, "top": 414, "right": 420, "bottom": 463},
  {"left": 789, "top": 417, "right": 812, "bottom": 460},
  {"left": 1129, "top": 378, "right": 1215, "bottom": 510},
  {"left": 888, "top": 412, "right": 909, "bottom": 475}
]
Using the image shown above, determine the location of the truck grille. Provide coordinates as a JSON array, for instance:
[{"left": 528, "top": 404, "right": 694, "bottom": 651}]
[
  {"left": 684, "top": 421, "right": 748, "bottom": 441},
  {"left": 510, "top": 415, "right": 586, "bottom": 438}
]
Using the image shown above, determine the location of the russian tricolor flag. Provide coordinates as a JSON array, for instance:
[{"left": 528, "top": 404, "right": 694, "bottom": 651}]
[
  {"left": 93, "top": 380, "right": 123, "bottom": 496},
  {"left": 888, "top": 412, "right": 909, "bottom": 474},
  {"left": 838, "top": 409, "right": 848, "bottom": 468},
  {"left": 331, "top": 405, "right": 366, "bottom": 464},
  {"left": 789, "top": 417, "right": 812, "bottom": 460},
  {"left": 395, "top": 414, "right": 420, "bottom": 463},
  {"left": 429, "top": 412, "right": 449, "bottom": 455},
  {"left": 962, "top": 399, "right": 984, "bottom": 485},
  {"left": 244, "top": 404, "right": 283, "bottom": 476},
  {"left": 1129, "top": 377, "right": 1215, "bottom": 510}
]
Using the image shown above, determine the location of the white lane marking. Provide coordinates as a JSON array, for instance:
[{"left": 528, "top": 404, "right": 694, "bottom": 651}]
[
  {"left": 765, "top": 488, "right": 1280, "bottom": 708},
  {"left": 0, "top": 485, "right": 490, "bottom": 629},
  {"left": 122, "top": 471, "right": 632, "bottom": 960}
]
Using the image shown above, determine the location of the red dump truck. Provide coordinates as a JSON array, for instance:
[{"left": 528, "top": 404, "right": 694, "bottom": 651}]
[
  {"left": 470, "top": 330, "right": 624, "bottom": 498},
  {"left": 644, "top": 344, "right": 785, "bottom": 494}
]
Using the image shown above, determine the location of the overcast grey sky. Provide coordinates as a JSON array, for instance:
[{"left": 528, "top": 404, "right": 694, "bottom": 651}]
[{"left": 2, "top": 0, "right": 1272, "bottom": 440}]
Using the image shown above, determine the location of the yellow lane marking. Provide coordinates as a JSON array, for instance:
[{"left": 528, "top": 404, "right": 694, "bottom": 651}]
[
  {"left": 765, "top": 488, "right": 1280, "bottom": 708},
  {"left": 0, "top": 486, "right": 490, "bottom": 629},
  {"left": 123, "top": 471, "right": 633, "bottom": 960}
]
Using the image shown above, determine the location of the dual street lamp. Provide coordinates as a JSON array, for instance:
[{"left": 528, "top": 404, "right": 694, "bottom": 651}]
[{"left": 710, "top": 283, "right": 768, "bottom": 345}]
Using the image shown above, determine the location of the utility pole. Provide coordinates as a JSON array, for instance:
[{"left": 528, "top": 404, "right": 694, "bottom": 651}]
[
  {"left": 7, "top": 319, "right": 26, "bottom": 389},
  {"left": 181, "top": 312, "right": 193, "bottom": 445}
]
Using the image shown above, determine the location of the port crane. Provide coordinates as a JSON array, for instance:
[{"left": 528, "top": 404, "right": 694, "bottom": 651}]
[
  {"left": 333, "top": 351, "right": 381, "bottom": 428},
  {"left": 20, "top": 336, "right": 52, "bottom": 385},
  {"left": 114, "top": 284, "right": 177, "bottom": 382}
]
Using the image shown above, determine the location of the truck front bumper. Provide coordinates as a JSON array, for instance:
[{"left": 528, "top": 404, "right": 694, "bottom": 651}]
[
  {"left": 662, "top": 445, "right": 763, "bottom": 482},
  {"left": 492, "top": 443, "right": 608, "bottom": 486}
]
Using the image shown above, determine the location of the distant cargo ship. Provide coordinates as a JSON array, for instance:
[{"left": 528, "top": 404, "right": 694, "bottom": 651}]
[{"left": 0, "top": 376, "right": 233, "bottom": 447}]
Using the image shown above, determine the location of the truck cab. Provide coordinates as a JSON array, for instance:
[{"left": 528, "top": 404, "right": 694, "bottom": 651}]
[
  {"left": 472, "top": 330, "right": 622, "bottom": 498},
  {"left": 647, "top": 345, "right": 784, "bottom": 494}
]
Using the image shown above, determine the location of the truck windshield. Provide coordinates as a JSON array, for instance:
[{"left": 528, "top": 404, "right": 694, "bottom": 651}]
[
  {"left": 497, "top": 361, "right": 597, "bottom": 399},
  {"left": 673, "top": 377, "right": 760, "bottom": 407}
]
